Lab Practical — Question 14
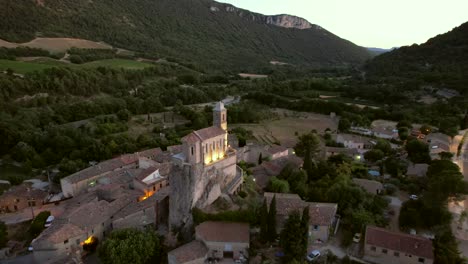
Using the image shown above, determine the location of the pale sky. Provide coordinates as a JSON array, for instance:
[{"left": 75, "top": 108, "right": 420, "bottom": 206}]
[{"left": 217, "top": 0, "right": 468, "bottom": 48}]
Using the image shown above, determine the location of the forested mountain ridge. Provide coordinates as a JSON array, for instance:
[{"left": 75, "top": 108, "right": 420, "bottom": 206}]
[
  {"left": 0, "top": 0, "right": 371, "bottom": 71},
  {"left": 365, "top": 21, "right": 468, "bottom": 94}
]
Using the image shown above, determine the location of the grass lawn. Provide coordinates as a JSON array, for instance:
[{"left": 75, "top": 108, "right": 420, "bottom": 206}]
[
  {"left": 80, "top": 59, "right": 154, "bottom": 70},
  {"left": 0, "top": 59, "right": 56, "bottom": 74},
  {"left": 0, "top": 58, "right": 154, "bottom": 74}
]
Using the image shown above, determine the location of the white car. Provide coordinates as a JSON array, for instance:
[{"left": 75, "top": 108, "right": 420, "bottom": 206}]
[
  {"left": 306, "top": 250, "right": 321, "bottom": 262},
  {"left": 353, "top": 233, "right": 362, "bottom": 243},
  {"left": 410, "top": 195, "right": 418, "bottom": 200},
  {"left": 44, "top": 215, "right": 55, "bottom": 227}
]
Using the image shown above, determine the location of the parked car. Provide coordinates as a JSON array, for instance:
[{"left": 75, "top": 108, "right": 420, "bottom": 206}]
[
  {"left": 28, "top": 239, "right": 36, "bottom": 251},
  {"left": 353, "top": 233, "right": 362, "bottom": 243},
  {"left": 410, "top": 194, "right": 418, "bottom": 200},
  {"left": 306, "top": 250, "right": 321, "bottom": 262},
  {"left": 44, "top": 215, "right": 55, "bottom": 227}
]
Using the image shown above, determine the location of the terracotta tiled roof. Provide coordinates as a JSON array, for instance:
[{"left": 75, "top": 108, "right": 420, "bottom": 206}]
[
  {"left": 366, "top": 226, "right": 434, "bottom": 260},
  {"left": 196, "top": 221, "right": 250, "bottom": 244},
  {"left": 33, "top": 222, "right": 84, "bottom": 245},
  {"left": 267, "top": 145, "right": 288, "bottom": 155},
  {"left": 182, "top": 126, "right": 225, "bottom": 144},
  {"left": 0, "top": 184, "right": 47, "bottom": 201},
  {"left": 167, "top": 144, "right": 183, "bottom": 154},
  {"left": 352, "top": 178, "right": 383, "bottom": 194},
  {"left": 135, "top": 167, "right": 160, "bottom": 181},
  {"left": 168, "top": 240, "right": 208, "bottom": 263},
  {"left": 182, "top": 132, "right": 200, "bottom": 144},
  {"left": 113, "top": 187, "right": 170, "bottom": 219},
  {"left": 264, "top": 192, "right": 337, "bottom": 226},
  {"left": 195, "top": 126, "right": 226, "bottom": 141},
  {"left": 137, "top": 148, "right": 163, "bottom": 159},
  {"left": 64, "top": 154, "right": 138, "bottom": 184},
  {"left": 307, "top": 203, "right": 338, "bottom": 226}
]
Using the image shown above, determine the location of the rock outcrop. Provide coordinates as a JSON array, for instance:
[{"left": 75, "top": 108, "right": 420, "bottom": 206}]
[{"left": 264, "top": 15, "right": 312, "bottom": 30}]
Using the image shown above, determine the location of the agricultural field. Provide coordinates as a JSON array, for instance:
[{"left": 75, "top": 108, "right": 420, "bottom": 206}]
[
  {"left": 0, "top": 37, "right": 112, "bottom": 53},
  {"left": 0, "top": 58, "right": 154, "bottom": 74},
  {"left": 232, "top": 109, "right": 338, "bottom": 148}
]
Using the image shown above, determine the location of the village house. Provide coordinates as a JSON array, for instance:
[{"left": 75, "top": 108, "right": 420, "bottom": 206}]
[
  {"left": 264, "top": 192, "right": 338, "bottom": 243},
  {"left": 31, "top": 186, "right": 164, "bottom": 263},
  {"left": 335, "top": 133, "right": 373, "bottom": 150},
  {"left": 425, "top": 133, "right": 452, "bottom": 160},
  {"left": 251, "top": 155, "right": 303, "bottom": 189},
  {"left": 168, "top": 221, "right": 249, "bottom": 264},
  {"left": 168, "top": 240, "right": 208, "bottom": 264},
  {"left": 406, "top": 163, "right": 430, "bottom": 178},
  {"left": 364, "top": 226, "right": 434, "bottom": 264},
  {"left": 0, "top": 183, "right": 48, "bottom": 213},
  {"left": 325, "top": 147, "right": 362, "bottom": 161},
  {"left": 132, "top": 163, "right": 170, "bottom": 201},
  {"left": 112, "top": 187, "right": 170, "bottom": 230},
  {"left": 266, "top": 144, "right": 289, "bottom": 160},
  {"left": 372, "top": 127, "right": 398, "bottom": 140},
  {"left": 60, "top": 148, "right": 163, "bottom": 198},
  {"left": 352, "top": 178, "right": 383, "bottom": 195}
]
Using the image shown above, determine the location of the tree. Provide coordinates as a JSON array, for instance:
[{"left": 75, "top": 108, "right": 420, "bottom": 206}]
[
  {"left": 258, "top": 153, "right": 263, "bottom": 165},
  {"left": 364, "top": 149, "right": 384, "bottom": 163},
  {"left": 0, "top": 221, "right": 7, "bottom": 248},
  {"left": 116, "top": 109, "right": 131, "bottom": 121},
  {"left": 397, "top": 120, "right": 412, "bottom": 129},
  {"left": 398, "top": 127, "right": 409, "bottom": 140},
  {"left": 294, "top": 132, "right": 321, "bottom": 158},
  {"left": 98, "top": 228, "right": 164, "bottom": 264},
  {"left": 338, "top": 118, "right": 351, "bottom": 132},
  {"left": 406, "top": 139, "right": 431, "bottom": 163},
  {"left": 280, "top": 211, "right": 308, "bottom": 262},
  {"left": 29, "top": 211, "right": 50, "bottom": 238},
  {"left": 374, "top": 139, "right": 392, "bottom": 154},
  {"left": 267, "top": 177, "right": 290, "bottom": 193},
  {"left": 267, "top": 195, "right": 277, "bottom": 242},
  {"left": 439, "top": 152, "right": 454, "bottom": 160},
  {"left": 259, "top": 199, "right": 268, "bottom": 242},
  {"left": 300, "top": 206, "right": 310, "bottom": 253}
]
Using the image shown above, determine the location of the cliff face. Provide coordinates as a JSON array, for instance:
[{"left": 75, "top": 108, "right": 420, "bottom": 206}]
[
  {"left": 264, "top": 15, "right": 312, "bottom": 29},
  {"left": 216, "top": 3, "right": 314, "bottom": 30}
]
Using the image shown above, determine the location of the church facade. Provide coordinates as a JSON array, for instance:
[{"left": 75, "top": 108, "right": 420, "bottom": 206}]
[{"left": 170, "top": 102, "right": 241, "bottom": 229}]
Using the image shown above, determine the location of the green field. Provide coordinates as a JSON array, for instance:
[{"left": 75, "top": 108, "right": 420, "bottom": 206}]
[{"left": 0, "top": 58, "right": 154, "bottom": 74}]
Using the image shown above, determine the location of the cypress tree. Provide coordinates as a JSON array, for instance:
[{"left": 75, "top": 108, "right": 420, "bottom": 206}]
[
  {"left": 258, "top": 153, "right": 263, "bottom": 165},
  {"left": 260, "top": 198, "right": 268, "bottom": 242},
  {"left": 301, "top": 206, "right": 310, "bottom": 253},
  {"left": 267, "top": 195, "right": 277, "bottom": 242}
]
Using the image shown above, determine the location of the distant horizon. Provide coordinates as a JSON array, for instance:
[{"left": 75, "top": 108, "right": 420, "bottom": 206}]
[{"left": 217, "top": 0, "right": 468, "bottom": 49}]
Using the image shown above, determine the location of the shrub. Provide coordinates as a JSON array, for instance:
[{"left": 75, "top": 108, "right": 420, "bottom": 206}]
[{"left": 29, "top": 211, "right": 51, "bottom": 238}]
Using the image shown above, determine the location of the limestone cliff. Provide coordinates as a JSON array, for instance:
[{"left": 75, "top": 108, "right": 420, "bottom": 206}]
[
  {"left": 264, "top": 15, "right": 313, "bottom": 30},
  {"left": 212, "top": 3, "right": 315, "bottom": 30}
]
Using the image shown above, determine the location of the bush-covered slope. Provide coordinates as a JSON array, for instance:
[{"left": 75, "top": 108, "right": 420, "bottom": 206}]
[
  {"left": 365, "top": 22, "right": 468, "bottom": 94},
  {"left": 0, "top": 0, "right": 371, "bottom": 71}
]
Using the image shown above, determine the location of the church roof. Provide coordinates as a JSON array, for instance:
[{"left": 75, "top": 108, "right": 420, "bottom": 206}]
[{"left": 182, "top": 126, "right": 226, "bottom": 143}]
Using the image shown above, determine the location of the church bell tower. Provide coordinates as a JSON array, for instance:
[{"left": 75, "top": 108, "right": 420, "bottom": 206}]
[{"left": 213, "top": 102, "right": 227, "bottom": 131}]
